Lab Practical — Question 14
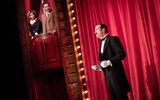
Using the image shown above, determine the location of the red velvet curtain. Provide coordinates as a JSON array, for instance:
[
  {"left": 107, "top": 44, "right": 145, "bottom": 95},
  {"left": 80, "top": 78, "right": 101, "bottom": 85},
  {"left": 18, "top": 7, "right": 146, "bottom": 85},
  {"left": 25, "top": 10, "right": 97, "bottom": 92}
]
[{"left": 73, "top": 0, "right": 160, "bottom": 100}]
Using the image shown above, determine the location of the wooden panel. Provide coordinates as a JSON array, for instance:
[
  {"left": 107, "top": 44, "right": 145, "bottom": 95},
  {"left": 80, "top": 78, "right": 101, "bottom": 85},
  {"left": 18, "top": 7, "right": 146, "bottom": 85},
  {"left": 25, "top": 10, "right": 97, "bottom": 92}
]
[
  {"left": 61, "top": 36, "right": 72, "bottom": 46},
  {"left": 66, "top": 74, "right": 79, "bottom": 84},
  {"left": 69, "top": 93, "right": 82, "bottom": 100},
  {"left": 63, "top": 54, "right": 75, "bottom": 65},
  {"left": 68, "top": 83, "right": 80, "bottom": 94},
  {"left": 63, "top": 45, "right": 73, "bottom": 56},
  {"left": 30, "top": 33, "right": 62, "bottom": 74},
  {"left": 64, "top": 64, "right": 77, "bottom": 75}
]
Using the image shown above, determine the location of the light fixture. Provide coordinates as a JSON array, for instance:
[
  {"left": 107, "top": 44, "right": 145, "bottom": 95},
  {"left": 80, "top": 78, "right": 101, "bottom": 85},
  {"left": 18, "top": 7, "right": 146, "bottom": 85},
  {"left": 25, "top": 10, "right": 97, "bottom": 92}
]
[{"left": 66, "top": 0, "right": 88, "bottom": 100}]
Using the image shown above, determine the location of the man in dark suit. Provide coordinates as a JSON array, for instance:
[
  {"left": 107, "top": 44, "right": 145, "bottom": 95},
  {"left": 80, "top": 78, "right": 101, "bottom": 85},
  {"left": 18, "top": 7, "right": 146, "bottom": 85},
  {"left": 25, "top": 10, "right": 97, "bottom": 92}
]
[{"left": 92, "top": 23, "right": 131, "bottom": 100}]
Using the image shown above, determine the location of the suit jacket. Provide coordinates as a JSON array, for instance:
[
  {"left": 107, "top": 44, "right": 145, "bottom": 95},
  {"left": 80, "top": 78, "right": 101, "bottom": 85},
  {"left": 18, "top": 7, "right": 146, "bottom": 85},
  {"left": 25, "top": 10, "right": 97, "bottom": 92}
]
[
  {"left": 41, "top": 10, "right": 57, "bottom": 34},
  {"left": 28, "top": 19, "right": 42, "bottom": 36},
  {"left": 98, "top": 35, "right": 131, "bottom": 93}
]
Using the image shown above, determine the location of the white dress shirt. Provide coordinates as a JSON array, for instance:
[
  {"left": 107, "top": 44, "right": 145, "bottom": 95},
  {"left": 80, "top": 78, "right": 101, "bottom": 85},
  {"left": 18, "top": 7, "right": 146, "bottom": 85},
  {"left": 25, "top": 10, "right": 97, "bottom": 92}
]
[
  {"left": 100, "top": 35, "right": 112, "bottom": 68},
  {"left": 101, "top": 38, "right": 107, "bottom": 53}
]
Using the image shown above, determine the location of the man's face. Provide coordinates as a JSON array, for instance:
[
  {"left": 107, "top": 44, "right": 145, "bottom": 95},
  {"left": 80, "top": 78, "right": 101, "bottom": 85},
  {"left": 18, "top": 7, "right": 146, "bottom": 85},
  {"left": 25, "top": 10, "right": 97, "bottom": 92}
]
[
  {"left": 43, "top": 3, "right": 50, "bottom": 11},
  {"left": 95, "top": 25, "right": 103, "bottom": 39}
]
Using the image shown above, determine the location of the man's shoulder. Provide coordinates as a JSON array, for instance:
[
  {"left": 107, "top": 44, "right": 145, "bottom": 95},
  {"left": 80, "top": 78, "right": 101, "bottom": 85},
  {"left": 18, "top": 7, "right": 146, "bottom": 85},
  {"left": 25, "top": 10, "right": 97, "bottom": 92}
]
[
  {"left": 108, "top": 35, "right": 119, "bottom": 39},
  {"left": 109, "top": 35, "right": 119, "bottom": 39},
  {"left": 37, "top": 19, "right": 42, "bottom": 24},
  {"left": 108, "top": 35, "right": 121, "bottom": 42}
]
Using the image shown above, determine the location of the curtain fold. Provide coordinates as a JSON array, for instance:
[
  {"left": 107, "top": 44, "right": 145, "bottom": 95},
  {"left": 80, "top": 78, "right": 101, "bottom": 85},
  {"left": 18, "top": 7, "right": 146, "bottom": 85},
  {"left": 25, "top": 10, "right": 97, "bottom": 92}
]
[{"left": 73, "top": 0, "right": 160, "bottom": 100}]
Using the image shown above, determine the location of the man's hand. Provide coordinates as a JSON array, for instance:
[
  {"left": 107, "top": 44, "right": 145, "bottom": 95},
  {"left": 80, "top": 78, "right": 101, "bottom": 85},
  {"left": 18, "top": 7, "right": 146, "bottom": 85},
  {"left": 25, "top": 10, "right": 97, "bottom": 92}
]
[
  {"left": 91, "top": 65, "right": 102, "bottom": 71},
  {"left": 100, "top": 60, "right": 112, "bottom": 68}
]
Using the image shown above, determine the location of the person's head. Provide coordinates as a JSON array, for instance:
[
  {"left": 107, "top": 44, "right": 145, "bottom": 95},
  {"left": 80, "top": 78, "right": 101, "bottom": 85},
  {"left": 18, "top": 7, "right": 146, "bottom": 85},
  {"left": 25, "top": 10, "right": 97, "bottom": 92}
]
[
  {"left": 27, "top": 10, "right": 37, "bottom": 20},
  {"left": 94, "top": 23, "right": 108, "bottom": 39},
  {"left": 42, "top": 2, "right": 51, "bottom": 12}
]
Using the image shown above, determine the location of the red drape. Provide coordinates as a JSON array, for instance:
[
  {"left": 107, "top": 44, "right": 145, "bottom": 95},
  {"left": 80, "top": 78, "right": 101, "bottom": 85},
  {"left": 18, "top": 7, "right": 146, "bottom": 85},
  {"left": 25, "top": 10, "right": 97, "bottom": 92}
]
[{"left": 73, "top": 0, "right": 160, "bottom": 100}]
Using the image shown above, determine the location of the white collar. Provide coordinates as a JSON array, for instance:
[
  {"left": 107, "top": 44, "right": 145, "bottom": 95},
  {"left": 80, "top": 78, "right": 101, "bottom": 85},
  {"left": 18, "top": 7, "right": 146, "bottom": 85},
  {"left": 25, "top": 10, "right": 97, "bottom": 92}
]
[
  {"left": 101, "top": 34, "right": 108, "bottom": 40},
  {"left": 30, "top": 18, "right": 37, "bottom": 25}
]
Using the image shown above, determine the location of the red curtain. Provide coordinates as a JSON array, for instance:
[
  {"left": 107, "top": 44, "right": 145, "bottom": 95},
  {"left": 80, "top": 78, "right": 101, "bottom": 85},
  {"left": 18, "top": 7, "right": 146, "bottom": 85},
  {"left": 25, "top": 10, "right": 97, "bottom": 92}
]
[{"left": 73, "top": 0, "right": 160, "bottom": 100}]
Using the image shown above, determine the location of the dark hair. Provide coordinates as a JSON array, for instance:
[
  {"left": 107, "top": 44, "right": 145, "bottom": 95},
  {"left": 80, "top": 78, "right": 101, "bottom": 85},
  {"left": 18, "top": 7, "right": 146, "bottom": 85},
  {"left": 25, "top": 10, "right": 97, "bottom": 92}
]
[
  {"left": 96, "top": 23, "right": 108, "bottom": 33},
  {"left": 42, "top": 2, "right": 50, "bottom": 7},
  {"left": 100, "top": 24, "right": 108, "bottom": 33}
]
